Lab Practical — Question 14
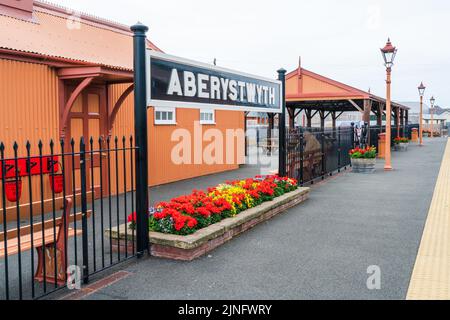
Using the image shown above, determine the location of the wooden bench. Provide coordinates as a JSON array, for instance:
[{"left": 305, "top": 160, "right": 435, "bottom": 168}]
[{"left": 0, "top": 194, "right": 92, "bottom": 285}]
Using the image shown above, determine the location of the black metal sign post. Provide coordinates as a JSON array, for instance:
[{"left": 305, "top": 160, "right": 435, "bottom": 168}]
[
  {"left": 278, "top": 68, "right": 287, "bottom": 177},
  {"left": 131, "top": 23, "right": 150, "bottom": 256}
]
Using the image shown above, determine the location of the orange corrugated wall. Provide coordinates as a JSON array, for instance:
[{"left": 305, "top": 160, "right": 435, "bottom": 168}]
[
  {"left": 0, "top": 59, "right": 245, "bottom": 210},
  {"left": 0, "top": 58, "right": 60, "bottom": 208},
  {"left": 108, "top": 84, "right": 245, "bottom": 187}
]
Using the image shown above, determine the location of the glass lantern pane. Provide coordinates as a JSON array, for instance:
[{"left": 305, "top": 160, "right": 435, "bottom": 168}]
[{"left": 385, "top": 52, "right": 394, "bottom": 63}]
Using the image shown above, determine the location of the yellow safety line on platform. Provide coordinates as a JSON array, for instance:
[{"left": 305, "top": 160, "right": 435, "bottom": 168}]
[{"left": 407, "top": 139, "right": 450, "bottom": 300}]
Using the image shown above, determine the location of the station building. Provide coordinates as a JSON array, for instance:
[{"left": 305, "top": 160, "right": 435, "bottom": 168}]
[{"left": 0, "top": 0, "right": 245, "bottom": 193}]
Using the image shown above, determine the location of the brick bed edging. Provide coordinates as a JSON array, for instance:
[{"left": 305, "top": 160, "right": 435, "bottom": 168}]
[{"left": 106, "top": 187, "right": 310, "bottom": 261}]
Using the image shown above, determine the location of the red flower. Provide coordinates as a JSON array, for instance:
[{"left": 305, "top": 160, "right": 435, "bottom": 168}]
[
  {"left": 187, "top": 217, "right": 198, "bottom": 228},
  {"left": 174, "top": 220, "right": 185, "bottom": 231},
  {"left": 127, "top": 212, "right": 136, "bottom": 223},
  {"left": 196, "top": 207, "right": 211, "bottom": 217},
  {"left": 180, "top": 203, "right": 196, "bottom": 215}
]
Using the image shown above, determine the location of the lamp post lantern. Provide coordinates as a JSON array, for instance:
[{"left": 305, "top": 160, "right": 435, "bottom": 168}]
[
  {"left": 418, "top": 82, "right": 426, "bottom": 146},
  {"left": 430, "top": 96, "right": 436, "bottom": 139},
  {"left": 380, "top": 38, "right": 397, "bottom": 171}
]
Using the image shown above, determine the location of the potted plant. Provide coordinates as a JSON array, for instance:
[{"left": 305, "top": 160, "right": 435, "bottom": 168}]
[
  {"left": 394, "top": 137, "right": 410, "bottom": 151},
  {"left": 349, "top": 146, "right": 377, "bottom": 173}
]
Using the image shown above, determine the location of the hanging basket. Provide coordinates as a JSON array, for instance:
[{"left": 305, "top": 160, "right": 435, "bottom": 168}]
[
  {"left": 49, "top": 173, "right": 64, "bottom": 194},
  {"left": 5, "top": 179, "right": 23, "bottom": 202}
]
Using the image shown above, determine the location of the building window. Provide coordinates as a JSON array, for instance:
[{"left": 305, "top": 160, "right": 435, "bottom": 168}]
[
  {"left": 154, "top": 107, "right": 176, "bottom": 125},
  {"left": 200, "top": 109, "right": 215, "bottom": 125}
]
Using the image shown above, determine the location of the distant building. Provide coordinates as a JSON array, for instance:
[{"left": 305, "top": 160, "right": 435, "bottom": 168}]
[
  {"left": 396, "top": 101, "right": 429, "bottom": 125},
  {"left": 397, "top": 102, "right": 449, "bottom": 127},
  {"left": 433, "top": 106, "right": 450, "bottom": 127}
]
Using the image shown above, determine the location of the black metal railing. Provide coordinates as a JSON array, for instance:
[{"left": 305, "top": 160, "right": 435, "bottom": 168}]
[
  {"left": 368, "top": 124, "right": 419, "bottom": 152},
  {"left": 0, "top": 136, "right": 138, "bottom": 300},
  {"left": 285, "top": 127, "right": 354, "bottom": 185}
]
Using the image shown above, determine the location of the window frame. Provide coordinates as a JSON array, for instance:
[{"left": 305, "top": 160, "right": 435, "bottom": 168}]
[
  {"left": 154, "top": 107, "right": 177, "bottom": 125},
  {"left": 199, "top": 108, "right": 216, "bottom": 125}
]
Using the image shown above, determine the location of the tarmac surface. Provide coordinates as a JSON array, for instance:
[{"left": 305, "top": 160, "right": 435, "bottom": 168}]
[{"left": 73, "top": 138, "right": 447, "bottom": 300}]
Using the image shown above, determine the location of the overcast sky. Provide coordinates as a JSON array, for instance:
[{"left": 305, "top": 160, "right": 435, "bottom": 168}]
[{"left": 55, "top": 0, "right": 450, "bottom": 107}]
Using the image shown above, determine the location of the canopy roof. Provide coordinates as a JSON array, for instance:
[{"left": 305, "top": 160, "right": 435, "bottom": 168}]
[{"left": 285, "top": 67, "right": 409, "bottom": 112}]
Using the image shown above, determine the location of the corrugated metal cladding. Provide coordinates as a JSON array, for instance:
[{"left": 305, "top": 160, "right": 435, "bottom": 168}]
[
  {"left": 0, "top": 58, "right": 60, "bottom": 208},
  {"left": 0, "top": 59, "right": 59, "bottom": 154}
]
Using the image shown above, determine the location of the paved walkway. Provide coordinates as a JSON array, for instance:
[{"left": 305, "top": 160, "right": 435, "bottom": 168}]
[
  {"left": 407, "top": 139, "right": 450, "bottom": 300},
  {"left": 57, "top": 138, "right": 446, "bottom": 300}
]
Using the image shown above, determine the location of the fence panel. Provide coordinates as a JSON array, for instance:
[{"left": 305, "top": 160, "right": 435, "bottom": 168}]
[
  {"left": 286, "top": 127, "right": 354, "bottom": 185},
  {"left": 0, "top": 136, "right": 138, "bottom": 300}
]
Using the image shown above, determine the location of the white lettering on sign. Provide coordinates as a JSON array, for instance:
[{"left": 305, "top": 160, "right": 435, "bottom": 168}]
[
  {"left": 228, "top": 80, "right": 238, "bottom": 101},
  {"left": 197, "top": 73, "right": 209, "bottom": 99},
  {"left": 246, "top": 83, "right": 256, "bottom": 103},
  {"left": 184, "top": 71, "right": 197, "bottom": 97},
  {"left": 210, "top": 76, "right": 221, "bottom": 100},
  {"left": 166, "top": 69, "right": 278, "bottom": 107},
  {"left": 220, "top": 78, "right": 229, "bottom": 101},
  {"left": 269, "top": 87, "right": 275, "bottom": 105},
  {"left": 256, "top": 85, "right": 264, "bottom": 104},
  {"left": 167, "top": 69, "right": 183, "bottom": 96}
]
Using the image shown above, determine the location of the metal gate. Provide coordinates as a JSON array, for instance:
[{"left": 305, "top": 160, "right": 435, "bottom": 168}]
[
  {"left": 285, "top": 127, "right": 355, "bottom": 185},
  {"left": 0, "top": 136, "right": 140, "bottom": 300}
]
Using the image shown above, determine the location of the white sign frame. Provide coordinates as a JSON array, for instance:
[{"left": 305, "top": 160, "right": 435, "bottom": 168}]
[{"left": 146, "top": 50, "right": 282, "bottom": 114}]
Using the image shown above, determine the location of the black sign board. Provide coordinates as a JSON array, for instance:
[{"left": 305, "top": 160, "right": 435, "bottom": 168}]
[{"left": 146, "top": 51, "right": 282, "bottom": 113}]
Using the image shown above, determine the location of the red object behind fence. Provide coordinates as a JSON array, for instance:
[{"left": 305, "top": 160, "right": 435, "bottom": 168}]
[
  {"left": 0, "top": 156, "right": 59, "bottom": 180},
  {"left": 49, "top": 173, "right": 64, "bottom": 194},
  {"left": 4, "top": 179, "right": 22, "bottom": 202}
]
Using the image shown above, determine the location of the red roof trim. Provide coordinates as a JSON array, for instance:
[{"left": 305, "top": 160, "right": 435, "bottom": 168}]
[
  {"left": 287, "top": 93, "right": 367, "bottom": 99},
  {"left": 0, "top": 48, "right": 133, "bottom": 71},
  {"left": 57, "top": 66, "right": 133, "bottom": 80}
]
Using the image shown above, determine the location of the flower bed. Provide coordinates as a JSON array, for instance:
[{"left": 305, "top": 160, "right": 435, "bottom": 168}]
[
  {"left": 107, "top": 185, "right": 309, "bottom": 261},
  {"left": 128, "top": 176, "right": 298, "bottom": 236}
]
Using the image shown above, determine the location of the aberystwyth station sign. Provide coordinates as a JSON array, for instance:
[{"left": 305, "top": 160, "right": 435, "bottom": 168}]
[{"left": 146, "top": 51, "right": 282, "bottom": 113}]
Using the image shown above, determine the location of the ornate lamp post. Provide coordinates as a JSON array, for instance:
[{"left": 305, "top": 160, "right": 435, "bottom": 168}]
[
  {"left": 381, "top": 38, "right": 397, "bottom": 171},
  {"left": 418, "top": 82, "right": 426, "bottom": 145},
  {"left": 430, "top": 96, "right": 436, "bottom": 138}
]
